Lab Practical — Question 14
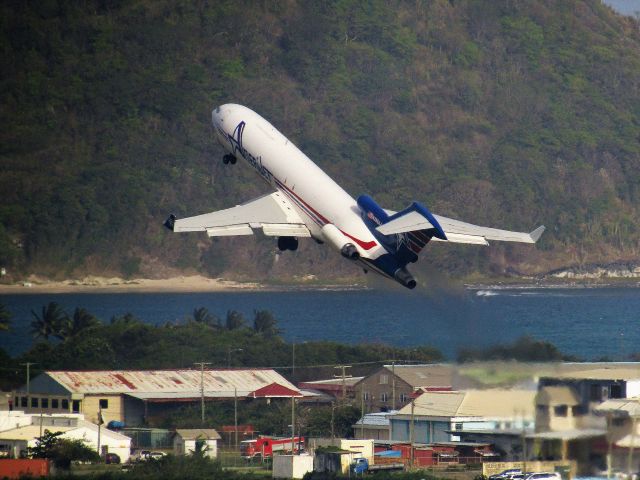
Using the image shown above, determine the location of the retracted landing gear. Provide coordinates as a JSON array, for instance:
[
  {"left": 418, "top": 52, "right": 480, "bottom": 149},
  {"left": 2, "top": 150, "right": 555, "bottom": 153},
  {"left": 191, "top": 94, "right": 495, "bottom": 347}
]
[
  {"left": 277, "top": 236, "right": 299, "bottom": 251},
  {"left": 223, "top": 154, "right": 237, "bottom": 165}
]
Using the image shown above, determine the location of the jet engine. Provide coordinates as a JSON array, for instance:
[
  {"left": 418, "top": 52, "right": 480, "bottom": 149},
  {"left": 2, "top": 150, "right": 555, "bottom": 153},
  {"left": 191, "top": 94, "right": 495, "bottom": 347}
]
[{"left": 321, "top": 224, "right": 360, "bottom": 260}]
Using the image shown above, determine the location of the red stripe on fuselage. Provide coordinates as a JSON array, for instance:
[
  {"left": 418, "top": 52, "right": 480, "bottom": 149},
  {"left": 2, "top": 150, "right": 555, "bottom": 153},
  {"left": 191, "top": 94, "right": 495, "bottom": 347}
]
[{"left": 275, "top": 179, "right": 377, "bottom": 251}]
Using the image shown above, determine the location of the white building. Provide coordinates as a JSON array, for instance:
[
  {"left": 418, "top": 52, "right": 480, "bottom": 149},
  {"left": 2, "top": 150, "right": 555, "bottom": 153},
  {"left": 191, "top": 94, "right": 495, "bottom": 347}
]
[
  {"left": 390, "top": 389, "right": 536, "bottom": 443},
  {"left": 173, "top": 429, "right": 221, "bottom": 458},
  {"left": 0, "top": 411, "right": 131, "bottom": 462}
]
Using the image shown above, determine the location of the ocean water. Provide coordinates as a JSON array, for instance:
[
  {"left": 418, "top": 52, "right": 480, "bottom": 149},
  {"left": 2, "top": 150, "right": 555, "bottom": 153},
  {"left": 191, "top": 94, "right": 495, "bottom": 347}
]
[{"left": 1, "top": 286, "right": 639, "bottom": 360}]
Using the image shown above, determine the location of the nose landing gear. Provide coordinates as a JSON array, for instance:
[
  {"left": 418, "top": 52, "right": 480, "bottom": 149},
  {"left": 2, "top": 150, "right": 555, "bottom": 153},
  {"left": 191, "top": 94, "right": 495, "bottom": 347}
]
[{"left": 223, "top": 154, "right": 237, "bottom": 165}]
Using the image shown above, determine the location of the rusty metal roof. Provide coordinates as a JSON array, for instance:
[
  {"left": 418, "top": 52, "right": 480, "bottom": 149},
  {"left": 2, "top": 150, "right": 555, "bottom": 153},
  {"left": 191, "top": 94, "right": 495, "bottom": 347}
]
[{"left": 43, "top": 370, "right": 299, "bottom": 398}]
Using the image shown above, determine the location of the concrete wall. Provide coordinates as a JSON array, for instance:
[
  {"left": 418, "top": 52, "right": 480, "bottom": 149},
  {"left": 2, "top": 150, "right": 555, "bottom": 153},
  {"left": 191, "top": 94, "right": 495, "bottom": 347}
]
[
  {"left": 173, "top": 437, "right": 218, "bottom": 458},
  {"left": 82, "top": 395, "right": 123, "bottom": 425},
  {"left": 483, "top": 460, "right": 577, "bottom": 478},
  {"left": 272, "top": 454, "right": 314, "bottom": 479}
]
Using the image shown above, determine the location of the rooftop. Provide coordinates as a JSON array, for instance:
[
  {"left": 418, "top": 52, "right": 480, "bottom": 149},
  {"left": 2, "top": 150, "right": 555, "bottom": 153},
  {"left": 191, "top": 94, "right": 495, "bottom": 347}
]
[
  {"left": 24, "top": 370, "right": 299, "bottom": 398},
  {"left": 381, "top": 364, "right": 456, "bottom": 388},
  {"left": 395, "top": 389, "right": 536, "bottom": 418},
  {"left": 174, "top": 429, "right": 221, "bottom": 440},
  {"left": 354, "top": 411, "right": 398, "bottom": 427},
  {"left": 544, "top": 366, "right": 640, "bottom": 381}
]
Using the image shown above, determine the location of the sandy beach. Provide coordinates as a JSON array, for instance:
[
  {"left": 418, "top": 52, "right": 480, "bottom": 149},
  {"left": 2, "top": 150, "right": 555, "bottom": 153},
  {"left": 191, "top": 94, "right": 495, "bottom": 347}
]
[{"left": 0, "top": 275, "right": 264, "bottom": 294}]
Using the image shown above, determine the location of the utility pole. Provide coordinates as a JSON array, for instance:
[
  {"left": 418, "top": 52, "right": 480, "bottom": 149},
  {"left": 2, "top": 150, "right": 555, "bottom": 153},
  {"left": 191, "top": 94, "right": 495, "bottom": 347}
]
[
  {"left": 334, "top": 365, "right": 352, "bottom": 402},
  {"left": 409, "top": 397, "right": 415, "bottom": 469},
  {"left": 628, "top": 415, "right": 637, "bottom": 477},
  {"left": 291, "top": 394, "right": 296, "bottom": 454},
  {"left": 361, "top": 390, "right": 365, "bottom": 439},
  {"left": 21, "top": 362, "right": 36, "bottom": 399},
  {"left": 292, "top": 341, "right": 295, "bottom": 377},
  {"left": 391, "top": 361, "right": 396, "bottom": 411},
  {"left": 234, "top": 387, "right": 238, "bottom": 450},
  {"left": 227, "top": 347, "right": 243, "bottom": 367},
  {"left": 194, "top": 362, "right": 211, "bottom": 425},
  {"left": 331, "top": 402, "right": 335, "bottom": 440}
]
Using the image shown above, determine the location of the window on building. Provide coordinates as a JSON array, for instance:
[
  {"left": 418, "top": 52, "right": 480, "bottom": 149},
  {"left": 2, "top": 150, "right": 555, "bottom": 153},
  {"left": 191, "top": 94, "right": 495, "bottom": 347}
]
[
  {"left": 455, "top": 423, "right": 463, "bottom": 431},
  {"left": 99, "top": 399, "right": 109, "bottom": 409},
  {"left": 399, "top": 393, "right": 408, "bottom": 403},
  {"left": 612, "top": 418, "right": 625, "bottom": 427},
  {"left": 52, "top": 399, "right": 59, "bottom": 409},
  {"left": 590, "top": 384, "right": 602, "bottom": 401},
  {"left": 62, "top": 399, "right": 69, "bottom": 410},
  {"left": 381, "top": 392, "right": 389, "bottom": 403},
  {"left": 554, "top": 405, "right": 568, "bottom": 417},
  {"left": 20, "top": 397, "right": 27, "bottom": 407},
  {"left": 72, "top": 400, "right": 80, "bottom": 413},
  {"left": 363, "top": 392, "right": 370, "bottom": 401},
  {"left": 572, "top": 405, "right": 586, "bottom": 416},
  {"left": 41, "top": 398, "right": 49, "bottom": 409},
  {"left": 379, "top": 374, "right": 388, "bottom": 385},
  {"left": 31, "top": 397, "right": 39, "bottom": 408},
  {"left": 610, "top": 384, "right": 623, "bottom": 399}
]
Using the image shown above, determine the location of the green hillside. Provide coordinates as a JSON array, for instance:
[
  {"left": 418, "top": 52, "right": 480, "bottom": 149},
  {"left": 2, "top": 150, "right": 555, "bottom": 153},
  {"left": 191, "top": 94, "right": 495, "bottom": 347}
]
[{"left": 1, "top": 0, "right": 639, "bottom": 283}]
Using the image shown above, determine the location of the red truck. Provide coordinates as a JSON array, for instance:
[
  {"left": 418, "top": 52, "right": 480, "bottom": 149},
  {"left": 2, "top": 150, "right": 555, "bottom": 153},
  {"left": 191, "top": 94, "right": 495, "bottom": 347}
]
[{"left": 240, "top": 436, "right": 305, "bottom": 459}]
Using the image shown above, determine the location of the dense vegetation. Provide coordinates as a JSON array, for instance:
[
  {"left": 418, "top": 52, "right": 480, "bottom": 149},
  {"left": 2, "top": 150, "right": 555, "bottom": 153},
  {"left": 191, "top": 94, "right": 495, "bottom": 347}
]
[
  {"left": 456, "top": 335, "right": 578, "bottom": 362},
  {"left": 0, "top": 302, "right": 443, "bottom": 391},
  {"left": 1, "top": 1, "right": 640, "bottom": 283}
]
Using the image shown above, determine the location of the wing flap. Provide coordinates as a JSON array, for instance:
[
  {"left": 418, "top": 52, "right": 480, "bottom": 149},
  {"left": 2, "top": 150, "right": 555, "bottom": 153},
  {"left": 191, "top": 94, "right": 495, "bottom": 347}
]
[{"left": 171, "top": 191, "right": 311, "bottom": 238}]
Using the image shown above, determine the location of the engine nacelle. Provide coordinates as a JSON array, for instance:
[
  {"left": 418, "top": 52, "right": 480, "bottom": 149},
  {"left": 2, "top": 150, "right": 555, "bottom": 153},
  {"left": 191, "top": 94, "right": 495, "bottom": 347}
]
[{"left": 321, "top": 224, "right": 360, "bottom": 260}]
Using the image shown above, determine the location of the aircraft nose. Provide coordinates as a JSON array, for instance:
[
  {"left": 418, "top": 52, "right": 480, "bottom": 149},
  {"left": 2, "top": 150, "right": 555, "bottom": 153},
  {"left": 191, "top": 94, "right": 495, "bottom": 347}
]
[{"left": 211, "top": 106, "right": 223, "bottom": 127}]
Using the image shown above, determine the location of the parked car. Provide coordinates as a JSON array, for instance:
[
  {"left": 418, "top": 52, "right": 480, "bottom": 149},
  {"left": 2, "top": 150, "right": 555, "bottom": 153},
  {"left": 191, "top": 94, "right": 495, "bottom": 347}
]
[
  {"left": 105, "top": 453, "right": 121, "bottom": 464},
  {"left": 524, "top": 472, "right": 561, "bottom": 480},
  {"left": 131, "top": 449, "right": 168, "bottom": 462},
  {"left": 490, "top": 469, "right": 523, "bottom": 480}
]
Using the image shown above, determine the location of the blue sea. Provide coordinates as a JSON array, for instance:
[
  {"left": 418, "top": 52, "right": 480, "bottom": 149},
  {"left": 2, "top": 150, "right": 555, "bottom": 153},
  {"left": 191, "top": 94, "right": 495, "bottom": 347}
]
[{"left": 1, "top": 286, "right": 639, "bottom": 360}]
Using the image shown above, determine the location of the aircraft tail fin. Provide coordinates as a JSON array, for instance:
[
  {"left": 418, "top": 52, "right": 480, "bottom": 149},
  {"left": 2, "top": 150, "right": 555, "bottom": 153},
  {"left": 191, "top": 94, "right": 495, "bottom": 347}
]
[{"left": 357, "top": 195, "right": 440, "bottom": 264}]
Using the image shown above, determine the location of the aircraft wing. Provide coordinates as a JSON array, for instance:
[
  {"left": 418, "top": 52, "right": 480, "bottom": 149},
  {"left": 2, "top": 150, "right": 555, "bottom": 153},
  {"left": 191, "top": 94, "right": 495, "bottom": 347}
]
[
  {"left": 377, "top": 208, "right": 544, "bottom": 245},
  {"left": 164, "top": 191, "right": 311, "bottom": 238}
]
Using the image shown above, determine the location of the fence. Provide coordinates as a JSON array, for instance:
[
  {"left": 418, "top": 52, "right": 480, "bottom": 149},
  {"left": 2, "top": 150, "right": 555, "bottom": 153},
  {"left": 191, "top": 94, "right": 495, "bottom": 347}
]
[{"left": 216, "top": 447, "right": 272, "bottom": 471}]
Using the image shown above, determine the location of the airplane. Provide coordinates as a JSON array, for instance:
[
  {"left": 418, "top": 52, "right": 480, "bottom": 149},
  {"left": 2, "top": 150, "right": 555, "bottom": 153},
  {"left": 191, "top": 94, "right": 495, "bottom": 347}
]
[{"left": 164, "top": 104, "right": 545, "bottom": 289}]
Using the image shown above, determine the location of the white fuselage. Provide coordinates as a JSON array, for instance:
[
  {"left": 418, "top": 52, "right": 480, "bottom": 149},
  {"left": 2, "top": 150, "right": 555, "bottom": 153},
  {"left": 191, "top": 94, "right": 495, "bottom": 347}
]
[{"left": 211, "top": 104, "right": 387, "bottom": 266}]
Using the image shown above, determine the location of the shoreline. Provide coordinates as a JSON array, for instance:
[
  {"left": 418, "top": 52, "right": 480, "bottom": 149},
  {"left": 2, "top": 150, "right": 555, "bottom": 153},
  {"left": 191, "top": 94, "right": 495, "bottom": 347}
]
[{"left": 0, "top": 274, "right": 638, "bottom": 295}]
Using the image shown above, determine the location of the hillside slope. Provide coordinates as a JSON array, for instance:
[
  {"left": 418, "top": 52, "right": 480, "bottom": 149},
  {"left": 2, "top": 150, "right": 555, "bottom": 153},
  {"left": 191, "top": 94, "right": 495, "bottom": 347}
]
[{"left": 1, "top": 0, "right": 639, "bottom": 282}]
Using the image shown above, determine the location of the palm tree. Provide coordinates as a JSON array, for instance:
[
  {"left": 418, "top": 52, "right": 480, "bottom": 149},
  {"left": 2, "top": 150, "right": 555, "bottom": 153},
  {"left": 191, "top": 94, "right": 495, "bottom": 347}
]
[
  {"left": 0, "top": 303, "right": 11, "bottom": 332},
  {"left": 30, "top": 302, "right": 67, "bottom": 340},
  {"left": 192, "top": 307, "right": 221, "bottom": 328},
  {"left": 225, "top": 310, "right": 245, "bottom": 330},
  {"left": 253, "top": 309, "right": 280, "bottom": 338},
  {"left": 61, "top": 308, "right": 101, "bottom": 339}
]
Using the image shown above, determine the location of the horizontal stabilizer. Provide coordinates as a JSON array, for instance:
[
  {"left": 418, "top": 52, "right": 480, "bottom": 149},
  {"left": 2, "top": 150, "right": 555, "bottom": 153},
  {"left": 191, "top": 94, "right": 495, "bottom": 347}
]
[{"left": 376, "top": 202, "right": 447, "bottom": 240}]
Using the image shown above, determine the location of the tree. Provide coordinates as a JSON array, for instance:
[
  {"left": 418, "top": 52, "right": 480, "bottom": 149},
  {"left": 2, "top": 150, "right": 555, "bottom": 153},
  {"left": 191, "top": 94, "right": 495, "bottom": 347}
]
[
  {"left": 252, "top": 309, "right": 281, "bottom": 338},
  {"left": 191, "top": 307, "right": 220, "bottom": 328},
  {"left": 50, "top": 438, "right": 100, "bottom": 469},
  {"left": 0, "top": 303, "right": 11, "bottom": 332},
  {"left": 29, "top": 430, "right": 99, "bottom": 469},
  {"left": 28, "top": 429, "right": 64, "bottom": 458},
  {"left": 60, "top": 308, "right": 101, "bottom": 339},
  {"left": 30, "top": 302, "right": 67, "bottom": 340},
  {"left": 225, "top": 310, "right": 245, "bottom": 330}
]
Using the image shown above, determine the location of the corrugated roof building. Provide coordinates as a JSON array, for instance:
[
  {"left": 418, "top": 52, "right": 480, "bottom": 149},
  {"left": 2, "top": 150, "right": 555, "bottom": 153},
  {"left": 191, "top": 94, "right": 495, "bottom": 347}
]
[
  {"left": 13, "top": 369, "right": 300, "bottom": 426},
  {"left": 390, "top": 389, "right": 536, "bottom": 444}
]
